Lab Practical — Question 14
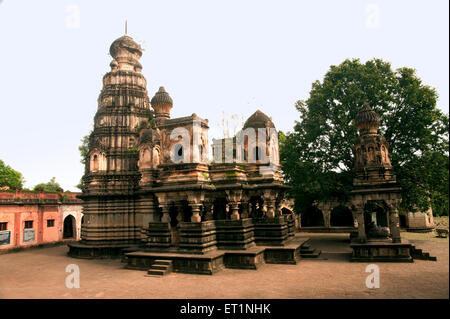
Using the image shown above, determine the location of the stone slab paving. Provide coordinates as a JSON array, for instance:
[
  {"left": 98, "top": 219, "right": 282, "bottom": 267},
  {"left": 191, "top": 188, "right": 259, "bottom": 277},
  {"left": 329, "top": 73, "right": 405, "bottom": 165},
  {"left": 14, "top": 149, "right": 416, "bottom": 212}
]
[{"left": 0, "top": 233, "right": 447, "bottom": 299}]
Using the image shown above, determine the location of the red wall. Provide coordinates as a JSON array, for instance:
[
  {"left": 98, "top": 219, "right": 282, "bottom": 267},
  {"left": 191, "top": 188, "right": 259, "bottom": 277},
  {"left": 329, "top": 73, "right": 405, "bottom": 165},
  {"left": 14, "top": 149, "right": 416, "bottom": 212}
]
[{"left": 0, "top": 192, "right": 81, "bottom": 250}]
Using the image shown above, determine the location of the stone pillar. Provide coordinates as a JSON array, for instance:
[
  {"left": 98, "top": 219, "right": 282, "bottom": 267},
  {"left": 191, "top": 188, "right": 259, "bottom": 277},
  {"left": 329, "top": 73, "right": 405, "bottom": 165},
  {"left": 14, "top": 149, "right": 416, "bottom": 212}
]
[
  {"left": 204, "top": 202, "right": 214, "bottom": 221},
  {"left": 262, "top": 190, "right": 277, "bottom": 219},
  {"left": 240, "top": 202, "right": 249, "bottom": 219},
  {"left": 324, "top": 209, "right": 331, "bottom": 228},
  {"left": 186, "top": 191, "right": 205, "bottom": 223},
  {"left": 317, "top": 203, "right": 330, "bottom": 228},
  {"left": 225, "top": 190, "right": 243, "bottom": 221},
  {"left": 353, "top": 204, "right": 366, "bottom": 243},
  {"left": 388, "top": 202, "right": 401, "bottom": 243},
  {"left": 229, "top": 203, "right": 240, "bottom": 220},
  {"left": 175, "top": 203, "right": 183, "bottom": 224},
  {"left": 156, "top": 193, "right": 171, "bottom": 223},
  {"left": 265, "top": 200, "right": 276, "bottom": 218},
  {"left": 190, "top": 203, "right": 202, "bottom": 223},
  {"left": 160, "top": 204, "right": 170, "bottom": 223}
]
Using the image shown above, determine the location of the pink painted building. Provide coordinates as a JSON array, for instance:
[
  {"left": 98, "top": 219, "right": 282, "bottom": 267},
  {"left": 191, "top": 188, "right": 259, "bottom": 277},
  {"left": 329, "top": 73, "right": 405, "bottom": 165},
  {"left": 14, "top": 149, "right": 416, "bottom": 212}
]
[{"left": 0, "top": 192, "right": 83, "bottom": 251}]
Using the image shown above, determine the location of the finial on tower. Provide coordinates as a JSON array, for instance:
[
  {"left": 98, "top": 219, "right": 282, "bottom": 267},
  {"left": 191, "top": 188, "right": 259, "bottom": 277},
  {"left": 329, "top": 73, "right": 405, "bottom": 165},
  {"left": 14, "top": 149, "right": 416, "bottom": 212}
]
[{"left": 125, "top": 20, "right": 128, "bottom": 35}]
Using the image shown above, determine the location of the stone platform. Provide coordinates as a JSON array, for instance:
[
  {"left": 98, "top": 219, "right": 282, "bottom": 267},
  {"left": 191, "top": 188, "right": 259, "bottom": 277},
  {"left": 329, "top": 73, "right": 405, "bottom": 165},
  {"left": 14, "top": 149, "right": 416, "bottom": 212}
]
[
  {"left": 223, "top": 247, "right": 265, "bottom": 269},
  {"left": 68, "top": 241, "right": 140, "bottom": 259},
  {"left": 123, "top": 236, "right": 311, "bottom": 275},
  {"left": 263, "top": 237, "right": 308, "bottom": 264},
  {"left": 350, "top": 238, "right": 413, "bottom": 262},
  {"left": 125, "top": 250, "right": 225, "bottom": 275}
]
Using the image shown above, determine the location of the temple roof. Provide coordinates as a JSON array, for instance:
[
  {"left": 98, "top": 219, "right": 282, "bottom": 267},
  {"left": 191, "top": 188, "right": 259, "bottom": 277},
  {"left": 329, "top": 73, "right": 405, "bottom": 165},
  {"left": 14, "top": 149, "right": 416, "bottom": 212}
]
[
  {"left": 151, "top": 86, "right": 173, "bottom": 105},
  {"left": 243, "top": 110, "right": 275, "bottom": 129},
  {"left": 355, "top": 103, "right": 380, "bottom": 129},
  {"left": 109, "top": 35, "right": 143, "bottom": 59}
]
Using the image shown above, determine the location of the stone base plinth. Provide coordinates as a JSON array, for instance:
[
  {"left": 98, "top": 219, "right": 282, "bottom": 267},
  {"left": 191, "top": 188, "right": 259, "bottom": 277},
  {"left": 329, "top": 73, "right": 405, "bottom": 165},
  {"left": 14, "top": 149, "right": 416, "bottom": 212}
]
[
  {"left": 124, "top": 250, "right": 224, "bottom": 275},
  {"left": 215, "top": 218, "right": 255, "bottom": 250},
  {"left": 406, "top": 227, "right": 435, "bottom": 233},
  {"left": 253, "top": 217, "right": 289, "bottom": 246},
  {"left": 123, "top": 236, "right": 313, "bottom": 275},
  {"left": 350, "top": 238, "right": 413, "bottom": 262},
  {"left": 144, "top": 222, "right": 172, "bottom": 249},
  {"left": 263, "top": 237, "right": 308, "bottom": 264},
  {"left": 67, "top": 241, "right": 139, "bottom": 259},
  {"left": 178, "top": 221, "right": 217, "bottom": 254},
  {"left": 223, "top": 247, "right": 265, "bottom": 269},
  {"left": 300, "top": 227, "right": 358, "bottom": 233}
]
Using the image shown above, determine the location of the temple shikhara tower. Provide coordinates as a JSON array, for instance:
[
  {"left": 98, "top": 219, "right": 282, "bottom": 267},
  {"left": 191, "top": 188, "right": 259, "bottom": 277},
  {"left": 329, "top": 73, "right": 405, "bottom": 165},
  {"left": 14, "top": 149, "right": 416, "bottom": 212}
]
[
  {"left": 68, "top": 33, "right": 315, "bottom": 273},
  {"left": 349, "top": 103, "right": 412, "bottom": 262}
]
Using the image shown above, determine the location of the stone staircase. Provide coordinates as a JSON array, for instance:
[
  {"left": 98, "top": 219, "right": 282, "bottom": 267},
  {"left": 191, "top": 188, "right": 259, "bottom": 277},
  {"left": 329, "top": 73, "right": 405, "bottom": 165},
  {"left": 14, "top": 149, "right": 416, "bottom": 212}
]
[
  {"left": 410, "top": 246, "right": 437, "bottom": 261},
  {"left": 147, "top": 260, "right": 173, "bottom": 276},
  {"left": 300, "top": 242, "right": 321, "bottom": 258}
]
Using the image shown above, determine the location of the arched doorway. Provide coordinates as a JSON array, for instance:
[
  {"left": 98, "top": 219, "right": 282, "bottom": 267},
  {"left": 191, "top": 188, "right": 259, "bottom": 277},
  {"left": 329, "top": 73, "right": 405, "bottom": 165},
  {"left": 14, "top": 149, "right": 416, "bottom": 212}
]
[
  {"left": 330, "top": 206, "right": 354, "bottom": 227},
  {"left": 63, "top": 215, "right": 76, "bottom": 239},
  {"left": 301, "top": 206, "right": 324, "bottom": 227}
]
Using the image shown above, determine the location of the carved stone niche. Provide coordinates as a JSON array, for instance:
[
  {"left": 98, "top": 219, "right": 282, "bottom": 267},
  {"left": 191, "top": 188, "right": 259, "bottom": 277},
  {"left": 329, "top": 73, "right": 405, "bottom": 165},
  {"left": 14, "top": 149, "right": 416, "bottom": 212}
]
[{"left": 89, "top": 150, "right": 107, "bottom": 172}]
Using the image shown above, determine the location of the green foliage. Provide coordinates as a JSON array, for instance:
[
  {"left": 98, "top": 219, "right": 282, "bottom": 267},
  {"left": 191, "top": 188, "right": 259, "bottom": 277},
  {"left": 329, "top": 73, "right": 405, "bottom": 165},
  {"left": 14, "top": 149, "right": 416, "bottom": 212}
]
[
  {"left": 0, "top": 159, "right": 25, "bottom": 190},
  {"left": 75, "top": 177, "right": 84, "bottom": 191},
  {"left": 280, "top": 58, "right": 449, "bottom": 216},
  {"left": 225, "top": 171, "right": 237, "bottom": 179},
  {"left": 33, "top": 177, "right": 63, "bottom": 193},
  {"left": 78, "top": 133, "right": 90, "bottom": 165}
]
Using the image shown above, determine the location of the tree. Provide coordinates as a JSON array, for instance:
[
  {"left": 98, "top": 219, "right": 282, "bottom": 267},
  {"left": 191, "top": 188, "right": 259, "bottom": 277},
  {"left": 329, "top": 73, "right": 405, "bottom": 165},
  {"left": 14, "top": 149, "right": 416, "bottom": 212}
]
[
  {"left": 76, "top": 132, "right": 91, "bottom": 190},
  {"left": 33, "top": 177, "right": 63, "bottom": 193},
  {"left": 78, "top": 133, "right": 90, "bottom": 165},
  {"left": 0, "top": 159, "right": 25, "bottom": 190},
  {"left": 280, "top": 58, "right": 449, "bottom": 216}
]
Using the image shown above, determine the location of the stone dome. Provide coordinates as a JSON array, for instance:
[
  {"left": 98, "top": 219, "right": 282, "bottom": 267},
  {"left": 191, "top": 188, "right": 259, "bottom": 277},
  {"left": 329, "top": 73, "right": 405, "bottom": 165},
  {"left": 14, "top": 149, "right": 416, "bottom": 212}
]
[
  {"left": 151, "top": 87, "right": 173, "bottom": 105},
  {"left": 243, "top": 110, "right": 275, "bottom": 129},
  {"left": 355, "top": 103, "right": 380, "bottom": 134},
  {"left": 109, "top": 35, "right": 142, "bottom": 59}
]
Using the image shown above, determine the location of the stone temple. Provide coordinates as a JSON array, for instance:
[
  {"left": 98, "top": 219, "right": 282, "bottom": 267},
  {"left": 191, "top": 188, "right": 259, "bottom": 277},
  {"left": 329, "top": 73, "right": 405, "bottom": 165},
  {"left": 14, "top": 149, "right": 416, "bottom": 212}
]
[
  {"left": 68, "top": 33, "right": 435, "bottom": 272},
  {"left": 68, "top": 33, "right": 315, "bottom": 274}
]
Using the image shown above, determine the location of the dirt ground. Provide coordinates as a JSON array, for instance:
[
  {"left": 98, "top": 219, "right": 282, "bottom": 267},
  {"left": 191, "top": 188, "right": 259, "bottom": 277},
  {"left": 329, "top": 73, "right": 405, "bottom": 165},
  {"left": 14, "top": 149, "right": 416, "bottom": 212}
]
[{"left": 0, "top": 232, "right": 448, "bottom": 299}]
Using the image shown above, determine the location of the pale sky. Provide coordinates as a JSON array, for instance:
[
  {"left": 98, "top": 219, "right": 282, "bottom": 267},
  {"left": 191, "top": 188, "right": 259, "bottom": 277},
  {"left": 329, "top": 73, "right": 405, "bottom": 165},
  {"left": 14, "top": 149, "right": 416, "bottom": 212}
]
[{"left": 0, "top": 0, "right": 448, "bottom": 191}]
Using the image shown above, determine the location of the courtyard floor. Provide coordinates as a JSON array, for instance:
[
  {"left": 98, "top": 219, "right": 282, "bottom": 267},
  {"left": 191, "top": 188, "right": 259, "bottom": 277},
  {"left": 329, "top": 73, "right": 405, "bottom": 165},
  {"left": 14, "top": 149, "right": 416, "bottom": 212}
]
[{"left": 0, "top": 232, "right": 448, "bottom": 299}]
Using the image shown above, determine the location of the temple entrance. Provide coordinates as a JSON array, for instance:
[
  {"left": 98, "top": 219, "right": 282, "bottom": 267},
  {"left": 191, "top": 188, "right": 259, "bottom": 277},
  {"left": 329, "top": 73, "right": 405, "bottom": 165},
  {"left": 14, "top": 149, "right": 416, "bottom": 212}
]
[
  {"left": 180, "top": 201, "right": 192, "bottom": 222},
  {"left": 249, "top": 196, "right": 264, "bottom": 218},
  {"left": 330, "top": 206, "right": 354, "bottom": 227},
  {"left": 301, "top": 206, "right": 324, "bottom": 227},
  {"left": 213, "top": 198, "right": 227, "bottom": 220},
  {"left": 364, "top": 201, "right": 388, "bottom": 228},
  {"left": 63, "top": 215, "right": 76, "bottom": 239}
]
